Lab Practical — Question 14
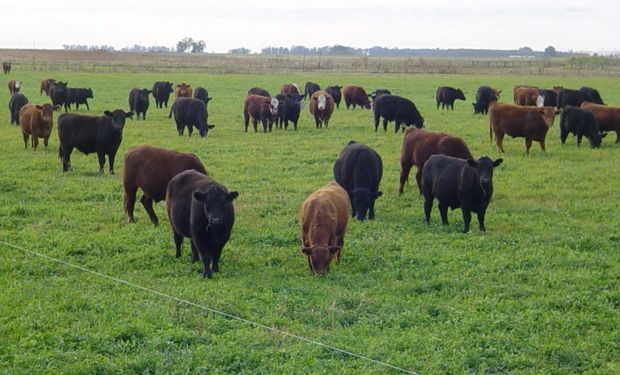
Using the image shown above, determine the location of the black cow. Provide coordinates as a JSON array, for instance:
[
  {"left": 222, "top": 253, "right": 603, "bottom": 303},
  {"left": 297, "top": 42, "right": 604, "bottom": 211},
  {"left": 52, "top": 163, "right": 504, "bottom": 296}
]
[
  {"left": 8, "top": 93, "right": 28, "bottom": 125},
  {"left": 333, "top": 141, "right": 383, "bottom": 221},
  {"left": 247, "top": 87, "right": 270, "bottom": 97},
  {"left": 422, "top": 155, "right": 503, "bottom": 232},
  {"left": 57, "top": 109, "right": 133, "bottom": 174},
  {"left": 49, "top": 81, "right": 69, "bottom": 112},
  {"left": 436, "top": 87, "right": 466, "bottom": 110},
  {"left": 171, "top": 97, "right": 215, "bottom": 137},
  {"left": 556, "top": 87, "right": 603, "bottom": 108},
  {"left": 538, "top": 89, "right": 557, "bottom": 107},
  {"left": 580, "top": 87, "right": 604, "bottom": 105},
  {"left": 67, "top": 88, "right": 93, "bottom": 111},
  {"left": 373, "top": 94, "right": 424, "bottom": 132},
  {"left": 166, "top": 170, "right": 238, "bottom": 278},
  {"left": 128, "top": 88, "right": 152, "bottom": 120},
  {"left": 304, "top": 82, "right": 320, "bottom": 99},
  {"left": 152, "top": 81, "right": 174, "bottom": 109},
  {"left": 275, "top": 93, "right": 304, "bottom": 130},
  {"left": 369, "top": 89, "right": 391, "bottom": 104},
  {"left": 325, "top": 86, "right": 342, "bottom": 109},
  {"left": 559, "top": 105, "right": 605, "bottom": 148},
  {"left": 2, "top": 62, "right": 10, "bottom": 74},
  {"left": 472, "top": 86, "right": 501, "bottom": 114},
  {"left": 193, "top": 87, "right": 212, "bottom": 106}
]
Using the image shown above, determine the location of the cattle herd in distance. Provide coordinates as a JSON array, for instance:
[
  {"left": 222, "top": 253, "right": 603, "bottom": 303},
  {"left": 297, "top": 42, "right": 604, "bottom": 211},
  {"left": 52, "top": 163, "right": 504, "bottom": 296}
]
[{"left": 5, "top": 70, "right": 619, "bottom": 277}]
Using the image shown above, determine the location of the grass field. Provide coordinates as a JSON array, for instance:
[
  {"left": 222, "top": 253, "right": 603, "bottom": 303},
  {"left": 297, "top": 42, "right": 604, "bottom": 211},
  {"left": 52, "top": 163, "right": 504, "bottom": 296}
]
[{"left": 0, "top": 69, "right": 619, "bottom": 374}]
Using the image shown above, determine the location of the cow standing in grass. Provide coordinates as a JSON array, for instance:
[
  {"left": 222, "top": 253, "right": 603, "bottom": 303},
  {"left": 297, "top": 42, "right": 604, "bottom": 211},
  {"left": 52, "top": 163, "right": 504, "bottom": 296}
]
[
  {"left": 309, "top": 90, "right": 334, "bottom": 129},
  {"left": 243, "top": 95, "right": 279, "bottom": 132},
  {"left": 19, "top": 103, "right": 60, "bottom": 149}
]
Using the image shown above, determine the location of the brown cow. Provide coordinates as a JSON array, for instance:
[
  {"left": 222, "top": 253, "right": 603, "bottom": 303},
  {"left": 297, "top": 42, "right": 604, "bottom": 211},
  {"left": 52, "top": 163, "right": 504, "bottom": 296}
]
[
  {"left": 123, "top": 145, "right": 207, "bottom": 225},
  {"left": 514, "top": 86, "right": 541, "bottom": 106},
  {"left": 8, "top": 80, "right": 21, "bottom": 95},
  {"left": 243, "top": 94, "right": 279, "bottom": 132},
  {"left": 399, "top": 128, "right": 473, "bottom": 194},
  {"left": 281, "top": 83, "right": 301, "bottom": 96},
  {"left": 489, "top": 103, "right": 557, "bottom": 154},
  {"left": 167, "top": 83, "right": 194, "bottom": 117},
  {"left": 40, "top": 78, "right": 56, "bottom": 96},
  {"left": 2, "top": 62, "right": 11, "bottom": 74},
  {"left": 19, "top": 103, "right": 60, "bottom": 149},
  {"left": 343, "top": 85, "right": 371, "bottom": 109},
  {"left": 581, "top": 102, "right": 620, "bottom": 143},
  {"left": 309, "top": 90, "right": 334, "bottom": 128},
  {"left": 300, "top": 182, "right": 351, "bottom": 275}
]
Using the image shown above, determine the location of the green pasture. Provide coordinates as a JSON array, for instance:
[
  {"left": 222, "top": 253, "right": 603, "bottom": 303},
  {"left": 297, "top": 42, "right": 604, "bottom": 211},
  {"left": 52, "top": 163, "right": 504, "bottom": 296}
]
[{"left": 0, "top": 69, "right": 618, "bottom": 374}]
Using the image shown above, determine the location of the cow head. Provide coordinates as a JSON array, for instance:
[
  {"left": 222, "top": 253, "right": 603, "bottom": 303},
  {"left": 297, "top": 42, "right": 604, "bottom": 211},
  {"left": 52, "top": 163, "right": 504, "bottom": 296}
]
[
  {"left": 494, "top": 89, "right": 502, "bottom": 99},
  {"left": 456, "top": 89, "right": 466, "bottom": 101},
  {"left": 14, "top": 80, "right": 21, "bottom": 90},
  {"left": 302, "top": 245, "right": 340, "bottom": 275},
  {"left": 193, "top": 187, "right": 238, "bottom": 227},
  {"left": 269, "top": 97, "right": 279, "bottom": 115},
  {"left": 467, "top": 157, "right": 503, "bottom": 195},
  {"left": 316, "top": 94, "right": 327, "bottom": 110},
  {"left": 177, "top": 83, "right": 192, "bottom": 97},
  {"left": 537, "top": 107, "right": 557, "bottom": 127},
  {"left": 351, "top": 188, "right": 382, "bottom": 221},
  {"left": 536, "top": 95, "right": 545, "bottom": 108},
  {"left": 198, "top": 124, "right": 216, "bottom": 138},
  {"left": 104, "top": 109, "right": 133, "bottom": 129},
  {"left": 139, "top": 88, "right": 152, "bottom": 101},
  {"left": 35, "top": 104, "right": 61, "bottom": 127},
  {"left": 86, "top": 88, "right": 94, "bottom": 99},
  {"left": 589, "top": 131, "right": 606, "bottom": 148}
]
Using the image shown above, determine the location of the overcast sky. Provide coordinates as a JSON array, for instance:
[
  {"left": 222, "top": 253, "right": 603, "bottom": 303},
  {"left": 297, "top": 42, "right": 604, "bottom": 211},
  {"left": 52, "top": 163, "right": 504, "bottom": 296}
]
[{"left": 1, "top": 1, "right": 616, "bottom": 53}]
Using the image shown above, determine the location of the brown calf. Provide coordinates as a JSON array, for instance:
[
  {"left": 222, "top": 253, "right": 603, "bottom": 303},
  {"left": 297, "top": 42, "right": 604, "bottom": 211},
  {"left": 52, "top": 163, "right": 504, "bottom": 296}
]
[
  {"left": 243, "top": 94, "right": 279, "bottom": 132},
  {"left": 343, "top": 85, "right": 371, "bottom": 109},
  {"left": 514, "top": 86, "right": 540, "bottom": 106},
  {"left": 581, "top": 102, "right": 620, "bottom": 143},
  {"left": 489, "top": 103, "right": 557, "bottom": 154},
  {"left": 309, "top": 90, "right": 334, "bottom": 128},
  {"left": 19, "top": 103, "right": 60, "bottom": 149},
  {"left": 175, "top": 83, "right": 193, "bottom": 98},
  {"left": 8, "top": 79, "right": 21, "bottom": 95},
  {"left": 40, "top": 78, "right": 56, "bottom": 96}
]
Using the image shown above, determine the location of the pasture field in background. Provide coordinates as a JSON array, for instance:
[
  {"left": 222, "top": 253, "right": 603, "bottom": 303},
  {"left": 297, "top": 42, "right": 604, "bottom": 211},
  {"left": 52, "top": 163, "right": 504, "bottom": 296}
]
[{"left": 0, "top": 69, "right": 619, "bottom": 374}]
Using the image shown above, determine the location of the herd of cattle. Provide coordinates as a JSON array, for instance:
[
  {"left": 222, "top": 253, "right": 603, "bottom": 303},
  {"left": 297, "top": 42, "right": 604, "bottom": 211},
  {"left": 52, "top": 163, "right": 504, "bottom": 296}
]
[{"left": 4, "top": 74, "right": 620, "bottom": 277}]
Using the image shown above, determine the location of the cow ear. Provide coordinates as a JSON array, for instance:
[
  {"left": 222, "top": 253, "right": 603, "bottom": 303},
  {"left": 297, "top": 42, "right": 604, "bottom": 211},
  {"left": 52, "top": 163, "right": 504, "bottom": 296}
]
[
  {"left": 329, "top": 246, "right": 341, "bottom": 255},
  {"left": 104, "top": 110, "right": 112, "bottom": 117},
  {"left": 125, "top": 111, "right": 134, "bottom": 118},
  {"left": 52, "top": 105, "right": 61, "bottom": 111},
  {"left": 374, "top": 191, "right": 383, "bottom": 198},
  {"left": 206, "top": 98, "right": 212, "bottom": 102},
  {"left": 228, "top": 191, "right": 239, "bottom": 201},
  {"left": 193, "top": 191, "right": 207, "bottom": 201},
  {"left": 207, "top": 125, "right": 215, "bottom": 129},
  {"left": 493, "top": 158, "right": 504, "bottom": 167},
  {"left": 466, "top": 159, "right": 478, "bottom": 167},
  {"left": 301, "top": 247, "right": 312, "bottom": 256},
  {"left": 601, "top": 132, "right": 608, "bottom": 139},
  {"left": 147, "top": 90, "right": 153, "bottom": 94},
  {"left": 35, "top": 105, "right": 43, "bottom": 110}
]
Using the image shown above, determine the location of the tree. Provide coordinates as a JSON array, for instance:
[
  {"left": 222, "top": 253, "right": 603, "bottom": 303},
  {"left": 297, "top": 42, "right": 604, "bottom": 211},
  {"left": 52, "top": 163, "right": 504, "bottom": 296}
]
[
  {"left": 191, "top": 40, "right": 206, "bottom": 53},
  {"left": 176, "top": 37, "right": 194, "bottom": 53},
  {"left": 544, "top": 45, "right": 557, "bottom": 57}
]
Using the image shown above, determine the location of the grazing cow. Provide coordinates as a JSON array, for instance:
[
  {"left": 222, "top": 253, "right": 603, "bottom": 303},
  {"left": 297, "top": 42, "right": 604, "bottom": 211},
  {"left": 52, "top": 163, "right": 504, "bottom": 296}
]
[
  {"left": 514, "top": 86, "right": 540, "bottom": 106},
  {"left": 19, "top": 103, "right": 60, "bottom": 149},
  {"left": 343, "top": 85, "right": 372, "bottom": 110},
  {"left": 172, "top": 97, "right": 214, "bottom": 137},
  {"left": 325, "top": 85, "right": 343, "bottom": 109},
  {"left": 193, "top": 87, "right": 212, "bottom": 106},
  {"left": 472, "top": 86, "right": 501, "bottom": 114},
  {"left": 49, "top": 81, "right": 69, "bottom": 112},
  {"left": 66, "top": 87, "right": 94, "bottom": 111},
  {"left": 436, "top": 86, "right": 466, "bottom": 110},
  {"left": 559, "top": 105, "right": 605, "bottom": 148},
  {"left": 580, "top": 87, "right": 604, "bottom": 105},
  {"left": 399, "top": 128, "right": 473, "bottom": 194},
  {"left": 304, "top": 82, "right": 321, "bottom": 99},
  {"left": 40, "top": 78, "right": 56, "bottom": 96},
  {"left": 539, "top": 88, "right": 558, "bottom": 107},
  {"left": 580, "top": 102, "right": 620, "bottom": 143},
  {"left": 2, "top": 62, "right": 10, "bottom": 74},
  {"left": 57, "top": 109, "right": 133, "bottom": 173},
  {"left": 152, "top": 81, "right": 174, "bottom": 108},
  {"left": 369, "top": 89, "right": 392, "bottom": 103},
  {"left": 247, "top": 87, "right": 270, "bottom": 97},
  {"left": 128, "top": 88, "right": 152, "bottom": 120},
  {"left": 275, "top": 93, "right": 304, "bottom": 130},
  {"left": 123, "top": 145, "right": 207, "bottom": 225},
  {"left": 281, "top": 83, "right": 301, "bottom": 96},
  {"left": 166, "top": 170, "right": 238, "bottom": 278},
  {"left": 555, "top": 87, "right": 604, "bottom": 108},
  {"left": 299, "top": 182, "right": 351, "bottom": 275},
  {"left": 333, "top": 141, "right": 383, "bottom": 221},
  {"left": 8, "top": 80, "right": 21, "bottom": 95},
  {"left": 373, "top": 94, "right": 424, "bottom": 132},
  {"left": 9, "top": 93, "right": 28, "bottom": 125},
  {"left": 243, "top": 94, "right": 279, "bottom": 132},
  {"left": 489, "top": 103, "right": 557, "bottom": 154},
  {"left": 309, "top": 90, "right": 334, "bottom": 129},
  {"left": 422, "top": 155, "right": 503, "bottom": 232}
]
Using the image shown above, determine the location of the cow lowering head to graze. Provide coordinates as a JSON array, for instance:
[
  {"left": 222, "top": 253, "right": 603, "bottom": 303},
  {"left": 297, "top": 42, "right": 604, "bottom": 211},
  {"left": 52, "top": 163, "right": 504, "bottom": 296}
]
[
  {"left": 514, "top": 86, "right": 541, "bottom": 106},
  {"left": 399, "top": 127, "right": 473, "bottom": 195},
  {"left": 172, "top": 97, "right": 214, "bottom": 137},
  {"left": 49, "top": 81, "right": 69, "bottom": 112},
  {"left": 300, "top": 182, "right": 351, "bottom": 275},
  {"left": 2, "top": 62, "right": 11, "bottom": 74},
  {"left": 247, "top": 87, "right": 270, "bottom": 97},
  {"left": 57, "top": 109, "right": 133, "bottom": 174},
  {"left": 9, "top": 93, "right": 28, "bottom": 125},
  {"left": 19, "top": 103, "right": 60, "bottom": 150},
  {"left": 152, "top": 81, "right": 174, "bottom": 108},
  {"left": 472, "top": 86, "right": 501, "bottom": 114},
  {"left": 580, "top": 87, "right": 604, "bottom": 105},
  {"left": 325, "top": 85, "right": 343, "bottom": 109},
  {"left": 281, "top": 83, "right": 301, "bottom": 96},
  {"left": 166, "top": 170, "right": 238, "bottom": 278},
  {"left": 436, "top": 86, "right": 466, "bottom": 110},
  {"left": 8, "top": 80, "right": 21, "bottom": 95},
  {"left": 422, "top": 155, "right": 503, "bottom": 233},
  {"left": 123, "top": 145, "right": 208, "bottom": 225},
  {"left": 40, "top": 79, "right": 56, "bottom": 96},
  {"left": 67, "top": 87, "right": 94, "bottom": 111},
  {"left": 559, "top": 105, "right": 605, "bottom": 148},
  {"left": 489, "top": 103, "right": 557, "bottom": 154},
  {"left": 304, "top": 82, "right": 321, "bottom": 99},
  {"left": 128, "top": 88, "right": 152, "bottom": 120},
  {"left": 373, "top": 94, "right": 424, "bottom": 132},
  {"left": 309, "top": 90, "right": 334, "bottom": 129},
  {"left": 243, "top": 94, "right": 279, "bottom": 132},
  {"left": 334, "top": 141, "right": 383, "bottom": 221},
  {"left": 193, "top": 87, "right": 212, "bottom": 106},
  {"left": 343, "top": 85, "right": 371, "bottom": 110},
  {"left": 580, "top": 102, "right": 620, "bottom": 143},
  {"left": 275, "top": 93, "right": 304, "bottom": 130}
]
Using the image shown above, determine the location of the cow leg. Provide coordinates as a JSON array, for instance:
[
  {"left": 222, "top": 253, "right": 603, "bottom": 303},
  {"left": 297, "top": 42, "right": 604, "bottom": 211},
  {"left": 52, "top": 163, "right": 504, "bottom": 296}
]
[
  {"left": 438, "top": 202, "right": 449, "bottom": 225},
  {"left": 243, "top": 113, "right": 249, "bottom": 132},
  {"left": 62, "top": 146, "right": 74, "bottom": 172},
  {"left": 140, "top": 195, "right": 159, "bottom": 225},
  {"left": 383, "top": 119, "right": 388, "bottom": 132},
  {"left": 32, "top": 135, "right": 38, "bottom": 150},
  {"left": 324, "top": 118, "right": 329, "bottom": 128},
  {"left": 173, "top": 232, "right": 183, "bottom": 258},
  {"left": 496, "top": 132, "right": 505, "bottom": 153},
  {"left": 190, "top": 240, "right": 199, "bottom": 263},
  {"left": 187, "top": 126, "right": 193, "bottom": 137},
  {"left": 252, "top": 118, "right": 258, "bottom": 132},
  {"left": 560, "top": 128, "right": 568, "bottom": 144},
  {"left": 85, "top": 101, "right": 89, "bottom": 111},
  {"left": 212, "top": 249, "right": 222, "bottom": 273},
  {"left": 525, "top": 138, "right": 533, "bottom": 155},
  {"left": 576, "top": 135, "right": 582, "bottom": 147},
  {"left": 374, "top": 113, "right": 380, "bottom": 131},
  {"left": 22, "top": 133, "right": 29, "bottom": 149},
  {"left": 462, "top": 210, "right": 472, "bottom": 233},
  {"left": 423, "top": 196, "right": 433, "bottom": 223},
  {"left": 294, "top": 120, "right": 298, "bottom": 131},
  {"left": 97, "top": 152, "right": 106, "bottom": 173},
  {"left": 261, "top": 119, "right": 267, "bottom": 133},
  {"left": 108, "top": 153, "right": 116, "bottom": 174},
  {"left": 369, "top": 199, "right": 376, "bottom": 220},
  {"left": 399, "top": 162, "right": 413, "bottom": 194},
  {"left": 436, "top": 101, "right": 440, "bottom": 110},
  {"left": 395, "top": 121, "right": 402, "bottom": 133},
  {"left": 616, "top": 132, "right": 620, "bottom": 144},
  {"left": 44, "top": 137, "right": 49, "bottom": 148},
  {"left": 124, "top": 186, "right": 138, "bottom": 223},
  {"left": 201, "top": 254, "right": 213, "bottom": 278},
  {"left": 477, "top": 210, "right": 486, "bottom": 232}
]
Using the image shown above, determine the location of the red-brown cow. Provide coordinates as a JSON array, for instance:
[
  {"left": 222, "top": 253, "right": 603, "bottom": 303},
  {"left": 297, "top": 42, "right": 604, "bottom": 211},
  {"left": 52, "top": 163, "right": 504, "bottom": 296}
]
[
  {"left": 489, "top": 103, "right": 557, "bottom": 154},
  {"left": 175, "top": 83, "right": 193, "bottom": 98},
  {"left": 8, "top": 79, "right": 21, "bottom": 95},
  {"left": 399, "top": 128, "right": 473, "bottom": 194},
  {"left": 309, "top": 90, "right": 334, "bottom": 128},
  {"left": 581, "top": 102, "right": 620, "bottom": 143},
  {"left": 243, "top": 94, "right": 279, "bottom": 132},
  {"left": 19, "top": 103, "right": 60, "bottom": 149},
  {"left": 40, "top": 78, "right": 56, "bottom": 96},
  {"left": 281, "top": 83, "right": 301, "bottom": 96},
  {"left": 300, "top": 182, "right": 351, "bottom": 275},
  {"left": 123, "top": 145, "right": 207, "bottom": 225},
  {"left": 343, "top": 85, "right": 371, "bottom": 109},
  {"left": 514, "top": 86, "right": 540, "bottom": 106}
]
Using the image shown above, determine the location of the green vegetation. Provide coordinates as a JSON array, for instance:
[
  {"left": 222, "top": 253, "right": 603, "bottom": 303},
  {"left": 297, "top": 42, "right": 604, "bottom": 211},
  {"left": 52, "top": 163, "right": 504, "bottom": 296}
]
[{"left": 1, "top": 70, "right": 619, "bottom": 374}]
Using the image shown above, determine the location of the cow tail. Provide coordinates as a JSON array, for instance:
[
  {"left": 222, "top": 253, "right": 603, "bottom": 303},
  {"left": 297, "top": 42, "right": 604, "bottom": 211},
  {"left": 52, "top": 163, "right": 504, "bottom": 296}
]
[{"left": 489, "top": 111, "right": 494, "bottom": 144}]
